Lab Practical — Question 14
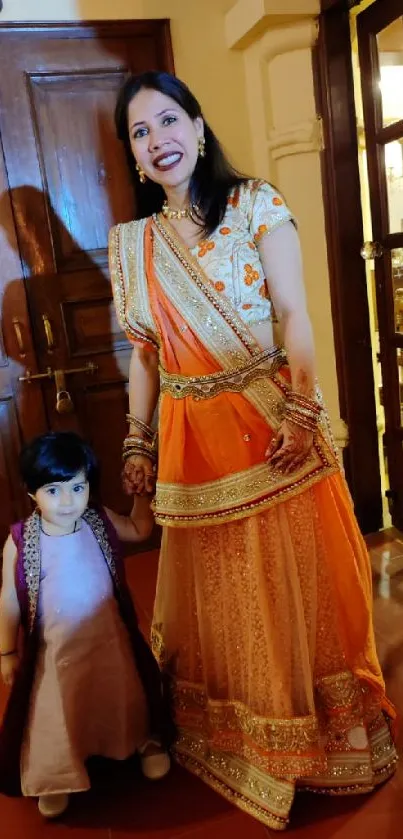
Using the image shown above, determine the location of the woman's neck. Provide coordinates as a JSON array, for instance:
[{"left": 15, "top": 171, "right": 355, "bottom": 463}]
[{"left": 164, "top": 184, "right": 191, "bottom": 211}]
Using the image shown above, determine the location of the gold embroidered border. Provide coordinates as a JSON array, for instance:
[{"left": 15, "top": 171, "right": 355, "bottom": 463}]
[
  {"left": 124, "top": 220, "right": 161, "bottom": 348},
  {"left": 166, "top": 673, "right": 388, "bottom": 757},
  {"left": 160, "top": 675, "right": 396, "bottom": 808},
  {"left": 83, "top": 508, "right": 120, "bottom": 592},
  {"left": 22, "top": 511, "right": 42, "bottom": 633},
  {"left": 173, "top": 681, "right": 322, "bottom": 756},
  {"left": 152, "top": 218, "right": 251, "bottom": 371},
  {"left": 299, "top": 717, "right": 397, "bottom": 794},
  {"left": 153, "top": 435, "right": 338, "bottom": 527},
  {"left": 159, "top": 346, "right": 286, "bottom": 399},
  {"left": 154, "top": 214, "right": 261, "bottom": 356},
  {"left": 172, "top": 724, "right": 395, "bottom": 828},
  {"left": 108, "top": 222, "right": 160, "bottom": 350},
  {"left": 173, "top": 730, "right": 293, "bottom": 830}
]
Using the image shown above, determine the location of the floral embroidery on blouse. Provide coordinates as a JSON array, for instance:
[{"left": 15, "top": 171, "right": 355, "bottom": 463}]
[{"left": 191, "top": 180, "right": 295, "bottom": 327}]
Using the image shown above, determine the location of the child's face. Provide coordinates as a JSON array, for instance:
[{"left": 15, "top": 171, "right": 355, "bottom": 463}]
[{"left": 33, "top": 470, "right": 89, "bottom": 535}]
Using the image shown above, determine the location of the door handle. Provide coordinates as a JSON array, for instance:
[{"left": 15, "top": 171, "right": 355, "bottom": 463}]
[
  {"left": 42, "top": 313, "right": 55, "bottom": 352},
  {"left": 19, "top": 362, "right": 97, "bottom": 383},
  {"left": 18, "top": 362, "right": 97, "bottom": 414},
  {"left": 12, "top": 318, "right": 26, "bottom": 357}
]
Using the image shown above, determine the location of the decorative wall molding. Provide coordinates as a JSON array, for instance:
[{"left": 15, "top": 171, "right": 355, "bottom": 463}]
[
  {"left": 261, "top": 19, "right": 319, "bottom": 62},
  {"left": 267, "top": 117, "right": 324, "bottom": 160},
  {"left": 225, "top": 0, "right": 319, "bottom": 50}
]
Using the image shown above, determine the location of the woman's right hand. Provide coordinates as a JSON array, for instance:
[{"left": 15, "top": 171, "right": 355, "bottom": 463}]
[
  {"left": 122, "top": 454, "right": 156, "bottom": 496},
  {"left": 1, "top": 652, "right": 19, "bottom": 687}
]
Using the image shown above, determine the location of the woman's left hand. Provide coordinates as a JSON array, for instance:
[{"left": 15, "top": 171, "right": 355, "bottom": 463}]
[{"left": 265, "top": 419, "right": 314, "bottom": 473}]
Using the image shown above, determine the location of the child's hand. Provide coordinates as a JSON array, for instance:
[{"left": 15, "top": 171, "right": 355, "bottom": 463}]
[{"left": 1, "top": 652, "right": 19, "bottom": 687}]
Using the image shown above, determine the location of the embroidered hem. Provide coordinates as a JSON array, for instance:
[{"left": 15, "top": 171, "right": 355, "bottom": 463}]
[{"left": 152, "top": 448, "right": 339, "bottom": 528}]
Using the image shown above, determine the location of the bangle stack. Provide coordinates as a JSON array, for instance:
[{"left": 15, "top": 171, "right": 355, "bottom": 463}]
[
  {"left": 122, "top": 414, "right": 158, "bottom": 464},
  {"left": 284, "top": 391, "right": 321, "bottom": 433}
]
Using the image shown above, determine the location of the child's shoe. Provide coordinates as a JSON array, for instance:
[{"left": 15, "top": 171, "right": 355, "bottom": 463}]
[
  {"left": 139, "top": 740, "right": 170, "bottom": 780},
  {"left": 38, "top": 793, "right": 69, "bottom": 818}
]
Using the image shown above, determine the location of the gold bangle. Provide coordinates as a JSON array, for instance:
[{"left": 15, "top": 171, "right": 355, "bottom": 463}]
[
  {"left": 287, "top": 391, "right": 321, "bottom": 414},
  {"left": 123, "top": 437, "right": 157, "bottom": 454},
  {"left": 126, "top": 414, "right": 155, "bottom": 440},
  {"left": 122, "top": 444, "right": 158, "bottom": 462},
  {"left": 285, "top": 410, "right": 318, "bottom": 433}
]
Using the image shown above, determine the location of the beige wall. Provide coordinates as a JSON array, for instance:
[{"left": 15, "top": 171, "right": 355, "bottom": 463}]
[{"left": 227, "top": 2, "right": 345, "bottom": 443}]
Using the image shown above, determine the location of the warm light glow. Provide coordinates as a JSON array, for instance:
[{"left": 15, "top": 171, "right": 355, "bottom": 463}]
[
  {"left": 385, "top": 141, "right": 403, "bottom": 180},
  {"left": 379, "top": 65, "right": 403, "bottom": 123}
]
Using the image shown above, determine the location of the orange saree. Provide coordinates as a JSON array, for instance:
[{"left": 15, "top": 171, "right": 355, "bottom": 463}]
[{"left": 109, "top": 212, "right": 397, "bottom": 831}]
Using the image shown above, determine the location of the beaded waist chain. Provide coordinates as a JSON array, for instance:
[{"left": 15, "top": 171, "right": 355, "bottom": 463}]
[{"left": 159, "top": 346, "right": 287, "bottom": 401}]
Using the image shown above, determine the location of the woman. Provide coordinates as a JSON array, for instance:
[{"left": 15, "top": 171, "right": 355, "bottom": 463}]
[{"left": 109, "top": 71, "right": 397, "bottom": 831}]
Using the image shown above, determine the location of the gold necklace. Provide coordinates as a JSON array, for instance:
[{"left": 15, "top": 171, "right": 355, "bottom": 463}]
[{"left": 161, "top": 200, "right": 198, "bottom": 220}]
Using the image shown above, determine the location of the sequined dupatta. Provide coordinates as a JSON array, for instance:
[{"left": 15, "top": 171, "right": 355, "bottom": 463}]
[{"left": 109, "top": 215, "right": 339, "bottom": 527}]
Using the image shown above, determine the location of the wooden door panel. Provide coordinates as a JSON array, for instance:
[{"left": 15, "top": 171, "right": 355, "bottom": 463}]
[
  {"left": 0, "top": 398, "right": 30, "bottom": 527},
  {"left": 62, "top": 293, "right": 127, "bottom": 359},
  {"left": 29, "top": 71, "right": 132, "bottom": 270},
  {"left": 0, "top": 21, "right": 174, "bottom": 543},
  {"left": 76, "top": 381, "right": 130, "bottom": 507},
  {"left": 0, "top": 149, "right": 47, "bottom": 537}
]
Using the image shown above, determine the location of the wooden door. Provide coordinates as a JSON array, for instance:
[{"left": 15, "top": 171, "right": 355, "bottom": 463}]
[
  {"left": 0, "top": 21, "right": 173, "bottom": 545},
  {"left": 358, "top": 2, "right": 403, "bottom": 529}
]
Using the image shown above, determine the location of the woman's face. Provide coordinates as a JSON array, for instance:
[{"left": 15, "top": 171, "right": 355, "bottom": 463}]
[{"left": 127, "top": 87, "right": 203, "bottom": 193}]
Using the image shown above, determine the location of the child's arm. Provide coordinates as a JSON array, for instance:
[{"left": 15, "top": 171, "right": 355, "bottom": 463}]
[
  {"left": 104, "top": 494, "right": 154, "bottom": 543},
  {"left": 0, "top": 535, "right": 21, "bottom": 686}
]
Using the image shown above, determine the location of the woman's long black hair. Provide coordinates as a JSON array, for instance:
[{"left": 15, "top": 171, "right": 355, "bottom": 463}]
[{"left": 114, "top": 71, "right": 249, "bottom": 236}]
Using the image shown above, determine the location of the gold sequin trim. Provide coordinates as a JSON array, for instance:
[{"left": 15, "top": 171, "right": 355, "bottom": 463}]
[
  {"left": 83, "top": 508, "right": 120, "bottom": 591},
  {"left": 22, "top": 511, "right": 42, "bottom": 633},
  {"left": 153, "top": 437, "right": 338, "bottom": 527},
  {"left": 152, "top": 220, "right": 250, "bottom": 370},
  {"left": 154, "top": 214, "right": 261, "bottom": 357},
  {"left": 159, "top": 346, "right": 286, "bottom": 400},
  {"left": 108, "top": 222, "right": 160, "bottom": 350},
  {"left": 173, "top": 731, "right": 292, "bottom": 831}
]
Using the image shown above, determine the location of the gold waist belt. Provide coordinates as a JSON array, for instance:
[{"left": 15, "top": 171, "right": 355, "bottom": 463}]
[{"left": 159, "top": 346, "right": 287, "bottom": 400}]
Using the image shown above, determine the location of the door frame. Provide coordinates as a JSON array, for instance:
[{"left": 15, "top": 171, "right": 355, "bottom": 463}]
[{"left": 316, "top": 0, "right": 384, "bottom": 534}]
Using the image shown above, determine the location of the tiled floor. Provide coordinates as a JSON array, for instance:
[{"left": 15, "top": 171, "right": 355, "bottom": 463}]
[{"left": 1, "top": 529, "right": 402, "bottom": 838}]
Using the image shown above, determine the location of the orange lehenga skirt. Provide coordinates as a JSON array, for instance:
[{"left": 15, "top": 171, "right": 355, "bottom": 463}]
[
  {"left": 111, "top": 216, "right": 397, "bottom": 831},
  {"left": 151, "top": 471, "right": 397, "bottom": 830}
]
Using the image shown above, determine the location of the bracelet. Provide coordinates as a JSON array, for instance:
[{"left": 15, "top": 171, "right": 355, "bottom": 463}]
[
  {"left": 123, "top": 436, "right": 158, "bottom": 456},
  {"left": 122, "top": 439, "right": 158, "bottom": 464},
  {"left": 0, "top": 649, "right": 17, "bottom": 657},
  {"left": 287, "top": 391, "right": 321, "bottom": 415},
  {"left": 126, "top": 414, "right": 156, "bottom": 442},
  {"left": 284, "top": 407, "right": 318, "bottom": 433}
]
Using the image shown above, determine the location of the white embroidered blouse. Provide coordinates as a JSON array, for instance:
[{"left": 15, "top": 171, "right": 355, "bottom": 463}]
[{"left": 189, "top": 179, "right": 295, "bottom": 326}]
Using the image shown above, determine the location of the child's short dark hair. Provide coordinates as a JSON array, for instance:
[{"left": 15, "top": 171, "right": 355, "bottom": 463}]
[{"left": 19, "top": 432, "right": 99, "bottom": 494}]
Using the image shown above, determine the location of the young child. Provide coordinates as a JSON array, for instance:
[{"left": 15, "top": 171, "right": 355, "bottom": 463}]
[{"left": 0, "top": 432, "right": 172, "bottom": 819}]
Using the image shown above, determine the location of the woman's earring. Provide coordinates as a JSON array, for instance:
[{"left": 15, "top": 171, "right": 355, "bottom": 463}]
[
  {"left": 136, "top": 162, "right": 146, "bottom": 184},
  {"left": 198, "top": 136, "right": 206, "bottom": 158}
]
